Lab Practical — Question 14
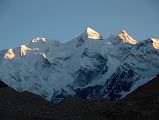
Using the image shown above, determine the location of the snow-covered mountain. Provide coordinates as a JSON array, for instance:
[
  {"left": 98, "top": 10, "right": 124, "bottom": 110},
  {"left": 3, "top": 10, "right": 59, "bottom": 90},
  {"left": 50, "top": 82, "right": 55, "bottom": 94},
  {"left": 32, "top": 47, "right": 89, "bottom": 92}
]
[{"left": 0, "top": 27, "right": 159, "bottom": 103}]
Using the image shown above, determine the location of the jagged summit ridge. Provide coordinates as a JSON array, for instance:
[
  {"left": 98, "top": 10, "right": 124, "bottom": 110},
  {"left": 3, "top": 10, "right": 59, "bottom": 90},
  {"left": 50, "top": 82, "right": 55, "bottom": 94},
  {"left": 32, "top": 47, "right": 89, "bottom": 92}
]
[
  {"left": 20, "top": 45, "right": 32, "bottom": 56},
  {"left": 134, "top": 38, "right": 159, "bottom": 50},
  {"left": 150, "top": 38, "right": 159, "bottom": 49},
  {"left": 118, "top": 30, "right": 137, "bottom": 45},
  {"left": 32, "top": 37, "right": 47, "bottom": 43},
  {"left": 80, "top": 27, "right": 103, "bottom": 40},
  {"left": 4, "top": 48, "right": 15, "bottom": 59}
]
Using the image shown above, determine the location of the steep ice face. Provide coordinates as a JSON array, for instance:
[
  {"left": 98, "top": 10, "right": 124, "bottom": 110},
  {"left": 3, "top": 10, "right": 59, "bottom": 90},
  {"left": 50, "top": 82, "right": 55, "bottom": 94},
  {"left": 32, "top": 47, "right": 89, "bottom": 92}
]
[
  {"left": 75, "top": 27, "right": 103, "bottom": 47},
  {"left": 102, "top": 31, "right": 137, "bottom": 61},
  {"left": 106, "top": 30, "right": 137, "bottom": 45},
  {"left": 79, "top": 27, "right": 103, "bottom": 40},
  {"left": 86, "top": 27, "right": 103, "bottom": 40},
  {"left": 151, "top": 38, "right": 159, "bottom": 49},
  {"left": 118, "top": 30, "right": 137, "bottom": 45}
]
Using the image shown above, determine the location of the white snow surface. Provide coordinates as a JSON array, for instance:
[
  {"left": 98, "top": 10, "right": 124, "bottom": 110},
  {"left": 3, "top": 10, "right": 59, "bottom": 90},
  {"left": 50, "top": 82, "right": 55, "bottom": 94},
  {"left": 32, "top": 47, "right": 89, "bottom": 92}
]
[{"left": 0, "top": 28, "right": 159, "bottom": 102}]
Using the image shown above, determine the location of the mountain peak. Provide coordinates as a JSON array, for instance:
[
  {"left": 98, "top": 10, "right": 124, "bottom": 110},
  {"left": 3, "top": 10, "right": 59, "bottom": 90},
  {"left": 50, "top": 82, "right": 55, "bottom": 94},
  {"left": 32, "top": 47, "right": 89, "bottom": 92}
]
[
  {"left": 118, "top": 30, "right": 137, "bottom": 45},
  {"left": 4, "top": 48, "right": 15, "bottom": 59},
  {"left": 31, "top": 37, "right": 47, "bottom": 43},
  {"left": 20, "top": 45, "right": 33, "bottom": 56},
  {"left": 120, "top": 30, "right": 127, "bottom": 34},
  {"left": 132, "top": 38, "right": 159, "bottom": 53},
  {"left": 149, "top": 38, "right": 159, "bottom": 49},
  {"left": 80, "top": 27, "right": 103, "bottom": 40}
]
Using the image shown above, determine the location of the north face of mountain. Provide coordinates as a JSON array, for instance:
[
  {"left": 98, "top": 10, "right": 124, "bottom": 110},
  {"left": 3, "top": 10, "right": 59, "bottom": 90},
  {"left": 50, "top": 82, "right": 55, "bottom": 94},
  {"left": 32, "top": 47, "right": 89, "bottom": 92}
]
[{"left": 0, "top": 28, "right": 159, "bottom": 103}]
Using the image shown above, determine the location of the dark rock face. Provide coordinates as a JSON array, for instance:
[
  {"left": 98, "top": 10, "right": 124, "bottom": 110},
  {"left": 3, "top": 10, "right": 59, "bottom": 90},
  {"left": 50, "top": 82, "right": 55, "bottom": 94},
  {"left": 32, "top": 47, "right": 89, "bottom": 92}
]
[
  {"left": 75, "top": 85, "right": 103, "bottom": 100},
  {"left": 76, "top": 37, "right": 85, "bottom": 47},
  {"left": 103, "top": 66, "right": 138, "bottom": 100},
  {"left": 73, "top": 53, "right": 108, "bottom": 88},
  {"left": 73, "top": 66, "right": 137, "bottom": 101},
  {"left": 50, "top": 53, "right": 109, "bottom": 102}
]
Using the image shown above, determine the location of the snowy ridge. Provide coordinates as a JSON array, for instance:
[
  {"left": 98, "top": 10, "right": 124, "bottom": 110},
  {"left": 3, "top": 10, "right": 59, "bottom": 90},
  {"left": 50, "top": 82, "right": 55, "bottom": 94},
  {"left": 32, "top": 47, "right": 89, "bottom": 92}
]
[
  {"left": 4, "top": 48, "right": 15, "bottom": 59},
  {"left": 32, "top": 37, "right": 47, "bottom": 43},
  {"left": 80, "top": 27, "right": 103, "bottom": 40},
  {"left": 0, "top": 27, "right": 159, "bottom": 103},
  {"left": 150, "top": 38, "right": 159, "bottom": 49},
  {"left": 118, "top": 30, "right": 137, "bottom": 45}
]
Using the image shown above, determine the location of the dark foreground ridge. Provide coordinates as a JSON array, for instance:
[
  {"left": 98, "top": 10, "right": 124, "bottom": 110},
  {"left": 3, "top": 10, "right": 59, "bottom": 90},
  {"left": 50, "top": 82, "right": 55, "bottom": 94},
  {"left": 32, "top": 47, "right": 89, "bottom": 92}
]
[{"left": 0, "top": 75, "right": 159, "bottom": 120}]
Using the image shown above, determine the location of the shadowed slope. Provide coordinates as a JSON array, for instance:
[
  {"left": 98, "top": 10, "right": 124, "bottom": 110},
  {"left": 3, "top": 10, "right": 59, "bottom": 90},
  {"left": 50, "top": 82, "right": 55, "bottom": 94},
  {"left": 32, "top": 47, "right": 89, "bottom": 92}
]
[{"left": 1, "top": 75, "right": 159, "bottom": 120}]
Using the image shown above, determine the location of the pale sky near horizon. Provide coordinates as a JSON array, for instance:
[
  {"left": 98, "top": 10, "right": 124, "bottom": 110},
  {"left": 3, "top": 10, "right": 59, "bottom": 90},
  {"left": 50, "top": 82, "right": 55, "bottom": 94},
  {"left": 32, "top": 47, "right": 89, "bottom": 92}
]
[{"left": 0, "top": 0, "right": 159, "bottom": 50}]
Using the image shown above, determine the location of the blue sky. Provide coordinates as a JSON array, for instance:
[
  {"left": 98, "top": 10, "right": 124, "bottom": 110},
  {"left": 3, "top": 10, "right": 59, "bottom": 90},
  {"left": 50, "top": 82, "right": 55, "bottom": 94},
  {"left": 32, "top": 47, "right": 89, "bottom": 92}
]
[{"left": 0, "top": 0, "right": 159, "bottom": 49}]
